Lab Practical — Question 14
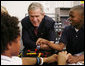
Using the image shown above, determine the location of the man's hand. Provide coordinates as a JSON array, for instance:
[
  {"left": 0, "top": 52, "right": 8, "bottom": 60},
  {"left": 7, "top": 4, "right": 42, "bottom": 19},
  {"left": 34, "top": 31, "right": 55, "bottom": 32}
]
[
  {"left": 67, "top": 55, "right": 81, "bottom": 64},
  {"left": 36, "top": 38, "right": 50, "bottom": 45},
  {"left": 39, "top": 44, "right": 51, "bottom": 50},
  {"left": 57, "top": 51, "right": 71, "bottom": 65},
  {"left": 36, "top": 38, "right": 53, "bottom": 50}
]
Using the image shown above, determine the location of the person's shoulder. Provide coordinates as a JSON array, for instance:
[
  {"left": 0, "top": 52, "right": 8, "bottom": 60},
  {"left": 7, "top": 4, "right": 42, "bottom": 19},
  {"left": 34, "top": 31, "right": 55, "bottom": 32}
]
[
  {"left": 44, "top": 15, "right": 55, "bottom": 27},
  {"left": 44, "top": 15, "right": 55, "bottom": 23},
  {"left": 64, "top": 25, "right": 72, "bottom": 31},
  {"left": 21, "top": 16, "right": 31, "bottom": 26},
  {"left": 21, "top": 16, "right": 29, "bottom": 23}
]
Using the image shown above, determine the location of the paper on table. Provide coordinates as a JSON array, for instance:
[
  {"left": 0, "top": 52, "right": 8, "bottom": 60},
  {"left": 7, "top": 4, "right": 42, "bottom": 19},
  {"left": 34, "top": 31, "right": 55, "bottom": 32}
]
[{"left": 67, "top": 61, "right": 84, "bottom": 65}]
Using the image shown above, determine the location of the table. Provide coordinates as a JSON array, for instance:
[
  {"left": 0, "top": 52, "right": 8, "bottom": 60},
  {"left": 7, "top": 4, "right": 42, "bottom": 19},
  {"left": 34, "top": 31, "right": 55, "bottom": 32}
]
[
  {"left": 22, "top": 49, "right": 57, "bottom": 57},
  {"left": 20, "top": 49, "right": 57, "bottom": 65}
]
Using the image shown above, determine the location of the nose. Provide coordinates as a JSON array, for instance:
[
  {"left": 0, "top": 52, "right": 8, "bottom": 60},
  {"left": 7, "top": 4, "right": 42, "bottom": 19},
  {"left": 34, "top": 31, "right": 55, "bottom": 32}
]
[{"left": 33, "top": 17, "right": 37, "bottom": 22}]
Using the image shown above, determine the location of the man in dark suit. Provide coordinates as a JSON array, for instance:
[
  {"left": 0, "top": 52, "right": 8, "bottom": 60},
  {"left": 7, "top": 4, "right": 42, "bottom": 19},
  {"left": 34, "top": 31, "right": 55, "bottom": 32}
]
[{"left": 21, "top": 2, "right": 56, "bottom": 56}]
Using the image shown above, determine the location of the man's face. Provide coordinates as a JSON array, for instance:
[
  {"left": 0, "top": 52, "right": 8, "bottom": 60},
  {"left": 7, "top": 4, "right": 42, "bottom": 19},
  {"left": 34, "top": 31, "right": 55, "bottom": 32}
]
[
  {"left": 68, "top": 10, "right": 83, "bottom": 28},
  {"left": 29, "top": 8, "right": 44, "bottom": 27}
]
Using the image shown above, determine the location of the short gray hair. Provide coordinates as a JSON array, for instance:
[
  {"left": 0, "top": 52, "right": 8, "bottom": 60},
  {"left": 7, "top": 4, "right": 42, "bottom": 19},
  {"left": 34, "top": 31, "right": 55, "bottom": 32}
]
[{"left": 28, "top": 2, "right": 44, "bottom": 13}]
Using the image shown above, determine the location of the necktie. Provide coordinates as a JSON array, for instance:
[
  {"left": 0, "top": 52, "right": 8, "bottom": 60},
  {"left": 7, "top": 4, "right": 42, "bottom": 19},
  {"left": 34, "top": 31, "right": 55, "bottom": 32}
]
[{"left": 34, "top": 27, "right": 38, "bottom": 35}]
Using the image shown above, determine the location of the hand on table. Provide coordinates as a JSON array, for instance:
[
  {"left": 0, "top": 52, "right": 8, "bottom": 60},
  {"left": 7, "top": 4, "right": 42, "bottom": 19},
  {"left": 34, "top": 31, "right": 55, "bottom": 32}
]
[
  {"left": 67, "top": 55, "right": 80, "bottom": 64},
  {"left": 57, "top": 51, "right": 71, "bottom": 65}
]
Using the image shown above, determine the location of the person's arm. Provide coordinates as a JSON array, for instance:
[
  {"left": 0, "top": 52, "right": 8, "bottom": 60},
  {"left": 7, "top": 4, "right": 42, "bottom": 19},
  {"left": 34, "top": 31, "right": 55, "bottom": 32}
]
[
  {"left": 48, "top": 26, "right": 69, "bottom": 51},
  {"left": 21, "top": 19, "right": 36, "bottom": 49},
  {"left": 22, "top": 28, "right": 36, "bottom": 49},
  {"left": 36, "top": 38, "right": 65, "bottom": 50},
  {"left": 22, "top": 54, "right": 57, "bottom": 65},
  {"left": 47, "top": 42, "right": 65, "bottom": 51},
  {"left": 39, "top": 44, "right": 52, "bottom": 50},
  {"left": 36, "top": 26, "right": 68, "bottom": 50},
  {"left": 22, "top": 57, "right": 37, "bottom": 65}
]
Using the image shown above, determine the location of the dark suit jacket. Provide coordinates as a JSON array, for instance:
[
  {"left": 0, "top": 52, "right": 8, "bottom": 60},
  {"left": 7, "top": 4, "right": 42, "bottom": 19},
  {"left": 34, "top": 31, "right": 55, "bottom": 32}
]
[{"left": 21, "top": 15, "right": 56, "bottom": 50}]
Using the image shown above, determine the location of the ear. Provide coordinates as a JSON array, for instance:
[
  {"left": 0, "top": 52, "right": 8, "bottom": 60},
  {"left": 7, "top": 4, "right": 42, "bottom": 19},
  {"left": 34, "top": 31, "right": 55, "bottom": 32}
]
[
  {"left": 82, "top": 15, "right": 84, "bottom": 19},
  {"left": 42, "top": 12, "right": 45, "bottom": 16},
  {"left": 80, "top": 15, "right": 84, "bottom": 22},
  {"left": 41, "top": 12, "right": 45, "bottom": 16},
  {"left": 41, "top": 12, "right": 45, "bottom": 19}
]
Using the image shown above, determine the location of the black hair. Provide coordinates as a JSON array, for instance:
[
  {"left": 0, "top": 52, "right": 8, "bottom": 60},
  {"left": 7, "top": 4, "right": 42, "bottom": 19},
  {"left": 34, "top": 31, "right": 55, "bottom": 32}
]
[
  {"left": 70, "top": 5, "right": 84, "bottom": 16},
  {"left": 1, "top": 13, "right": 20, "bottom": 54}
]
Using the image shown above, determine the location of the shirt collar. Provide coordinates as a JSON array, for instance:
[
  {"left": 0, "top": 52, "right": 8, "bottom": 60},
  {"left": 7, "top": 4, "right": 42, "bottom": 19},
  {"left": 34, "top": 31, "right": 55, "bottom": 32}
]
[
  {"left": 71, "top": 25, "right": 84, "bottom": 32},
  {"left": 75, "top": 28, "right": 79, "bottom": 32}
]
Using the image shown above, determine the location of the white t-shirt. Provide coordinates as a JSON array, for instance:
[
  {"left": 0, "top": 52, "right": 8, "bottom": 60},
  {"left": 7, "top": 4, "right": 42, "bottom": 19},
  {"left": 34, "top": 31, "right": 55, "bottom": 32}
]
[
  {"left": 75, "top": 28, "right": 79, "bottom": 32},
  {"left": 1, "top": 55, "right": 22, "bottom": 65}
]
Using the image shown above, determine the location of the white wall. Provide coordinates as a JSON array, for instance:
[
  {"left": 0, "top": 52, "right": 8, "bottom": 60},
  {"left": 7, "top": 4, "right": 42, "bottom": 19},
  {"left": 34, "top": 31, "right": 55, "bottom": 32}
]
[{"left": 1, "top": 1, "right": 81, "bottom": 21}]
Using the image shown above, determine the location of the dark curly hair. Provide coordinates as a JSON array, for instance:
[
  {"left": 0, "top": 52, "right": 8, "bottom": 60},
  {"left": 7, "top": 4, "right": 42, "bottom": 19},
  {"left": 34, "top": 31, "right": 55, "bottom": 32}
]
[{"left": 1, "top": 13, "right": 20, "bottom": 54}]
